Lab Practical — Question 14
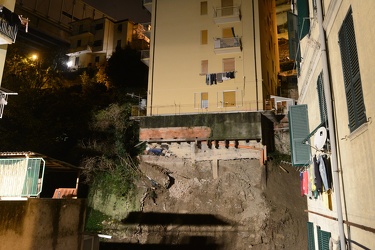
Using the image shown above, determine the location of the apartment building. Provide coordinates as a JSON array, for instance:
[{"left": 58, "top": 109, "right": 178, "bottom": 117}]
[
  {"left": 143, "top": 0, "right": 279, "bottom": 116},
  {"left": 289, "top": 0, "right": 375, "bottom": 249},
  {"left": 67, "top": 18, "right": 149, "bottom": 70}
]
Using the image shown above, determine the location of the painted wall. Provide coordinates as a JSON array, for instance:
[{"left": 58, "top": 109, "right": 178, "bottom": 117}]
[
  {"left": 297, "top": 0, "right": 375, "bottom": 248},
  {"left": 146, "top": 0, "right": 278, "bottom": 115},
  {"left": 0, "top": 199, "right": 86, "bottom": 250}
]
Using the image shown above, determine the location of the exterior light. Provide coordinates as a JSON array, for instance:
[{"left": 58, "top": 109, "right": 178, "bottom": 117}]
[{"left": 67, "top": 61, "right": 73, "bottom": 68}]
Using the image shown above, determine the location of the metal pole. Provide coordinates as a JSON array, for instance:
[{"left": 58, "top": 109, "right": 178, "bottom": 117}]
[{"left": 316, "top": 0, "right": 346, "bottom": 249}]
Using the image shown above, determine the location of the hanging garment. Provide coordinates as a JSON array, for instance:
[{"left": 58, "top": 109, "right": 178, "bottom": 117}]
[
  {"left": 206, "top": 74, "right": 210, "bottom": 85},
  {"left": 313, "top": 155, "right": 323, "bottom": 193},
  {"left": 217, "top": 73, "right": 223, "bottom": 83},
  {"left": 322, "top": 155, "right": 333, "bottom": 189},
  {"left": 300, "top": 172, "right": 304, "bottom": 197},
  {"left": 303, "top": 170, "right": 309, "bottom": 196},
  {"left": 322, "top": 191, "right": 332, "bottom": 210},
  {"left": 212, "top": 73, "right": 217, "bottom": 84},
  {"left": 317, "top": 155, "right": 330, "bottom": 191},
  {"left": 308, "top": 166, "right": 314, "bottom": 199}
]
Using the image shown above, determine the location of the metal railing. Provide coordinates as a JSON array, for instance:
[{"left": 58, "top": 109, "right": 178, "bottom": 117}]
[
  {"left": 0, "top": 6, "right": 20, "bottom": 43},
  {"left": 213, "top": 6, "right": 240, "bottom": 18},
  {"left": 214, "top": 37, "right": 241, "bottom": 49},
  {"left": 0, "top": 157, "right": 45, "bottom": 197},
  {"left": 143, "top": 0, "right": 152, "bottom": 4}
]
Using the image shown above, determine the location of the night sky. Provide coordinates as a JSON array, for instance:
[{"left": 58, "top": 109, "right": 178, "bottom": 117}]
[{"left": 84, "top": 0, "right": 151, "bottom": 23}]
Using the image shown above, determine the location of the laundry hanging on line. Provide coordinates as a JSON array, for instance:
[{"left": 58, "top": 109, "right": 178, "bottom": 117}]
[{"left": 206, "top": 71, "right": 235, "bottom": 85}]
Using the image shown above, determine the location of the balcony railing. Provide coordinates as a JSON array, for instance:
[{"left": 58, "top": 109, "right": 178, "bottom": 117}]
[
  {"left": 0, "top": 6, "right": 21, "bottom": 44},
  {"left": 0, "top": 157, "right": 45, "bottom": 198},
  {"left": 141, "top": 22, "right": 152, "bottom": 39},
  {"left": 214, "top": 37, "right": 241, "bottom": 54},
  {"left": 213, "top": 6, "right": 241, "bottom": 24},
  {"left": 143, "top": 0, "right": 152, "bottom": 13},
  {"left": 141, "top": 50, "right": 150, "bottom": 66}
]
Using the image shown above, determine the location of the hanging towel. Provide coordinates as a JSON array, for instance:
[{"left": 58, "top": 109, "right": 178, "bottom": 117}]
[
  {"left": 300, "top": 172, "right": 304, "bottom": 197},
  {"left": 303, "top": 170, "right": 309, "bottom": 196},
  {"left": 217, "top": 73, "right": 223, "bottom": 83}
]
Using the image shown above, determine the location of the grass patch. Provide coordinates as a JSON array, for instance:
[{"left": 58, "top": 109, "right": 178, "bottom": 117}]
[{"left": 85, "top": 208, "right": 111, "bottom": 233}]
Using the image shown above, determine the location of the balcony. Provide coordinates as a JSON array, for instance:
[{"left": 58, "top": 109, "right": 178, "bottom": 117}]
[
  {"left": 143, "top": 0, "right": 152, "bottom": 13},
  {"left": 214, "top": 37, "right": 241, "bottom": 54},
  {"left": 67, "top": 44, "right": 92, "bottom": 56},
  {"left": 213, "top": 6, "right": 241, "bottom": 25},
  {"left": 141, "top": 50, "right": 150, "bottom": 66},
  {"left": 141, "top": 22, "right": 152, "bottom": 39},
  {"left": 0, "top": 156, "right": 45, "bottom": 199},
  {"left": 0, "top": 6, "right": 21, "bottom": 44}
]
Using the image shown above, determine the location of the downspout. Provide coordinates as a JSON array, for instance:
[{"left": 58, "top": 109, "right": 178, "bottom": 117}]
[
  {"left": 316, "top": 0, "right": 346, "bottom": 248},
  {"left": 149, "top": 0, "right": 157, "bottom": 116},
  {"left": 252, "top": 0, "right": 259, "bottom": 111}
]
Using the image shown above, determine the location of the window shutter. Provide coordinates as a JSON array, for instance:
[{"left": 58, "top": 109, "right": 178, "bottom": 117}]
[
  {"left": 297, "top": 0, "right": 310, "bottom": 39},
  {"left": 338, "top": 8, "right": 366, "bottom": 132},
  {"left": 317, "top": 72, "right": 328, "bottom": 123},
  {"left": 288, "top": 104, "right": 311, "bottom": 166},
  {"left": 307, "top": 222, "right": 315, "bottom": 250},
  {"left": 287, "top": 12, "right": 300, "bottom": 62},
  {"left": 317, "top": 226, "right": 331, "bottom": 250}
]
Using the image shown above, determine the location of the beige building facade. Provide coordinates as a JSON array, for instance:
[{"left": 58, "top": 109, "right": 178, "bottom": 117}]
[
  {"left": 291, "top": 0, "right": 375, "bottom": 248},
  {"left": 144, "top": 0, "right": 279, "bottom": 116}
]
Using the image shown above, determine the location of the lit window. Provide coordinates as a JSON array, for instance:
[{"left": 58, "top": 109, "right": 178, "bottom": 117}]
[{"left": 201, "top": 60, "right": 208, "bottom": 74}]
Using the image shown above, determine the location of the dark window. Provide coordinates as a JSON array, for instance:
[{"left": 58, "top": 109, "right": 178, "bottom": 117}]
[
  {"left": 79, "top": 24, "right": 83, "bottom": 33},
  {"left": 75, "top": 57, "right": 79, "bottom": 66},
  {"left": 117, "top": 40, "right": 121, "bottom": 48},
  {"left": 95, "top": 23, "right": 103, "bottom": 30},
  {"left": 95, "top": 56, "right": 100, "bottom": 63},
  {"left": 338, "top": 7, "right": 366, "bottom": 132},
  {"left": 77, "top": 39, "right": 81, "bottom": 47},
  {"left": 93, "top": 40, "right": 103, "bottom": 47},
  {"left": 317, "top": 72, "right": 328, "bottom": 123}
]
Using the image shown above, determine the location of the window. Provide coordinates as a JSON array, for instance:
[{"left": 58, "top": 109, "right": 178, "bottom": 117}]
[
  {"left": 95, "top": 23, "right": 103, "bottom": 30},
  {"left": 223, "top": 91, "right": 236, "bottom": 107},
  {"left": 200, "top": 1, "right": 208, "bottom": 15},
  {"left": 201, "top": 30, "right": 208, "bottom": 45},
  {"left": 79, "top": 24, "right": 83, "bottom": 33},
  {"left": 201, "top": 92, "right": 208, "bottom": 108},
  {"left": 117, "top": 24, "right": 122, "bottom": 32},
  {"left": 223, "top": 58, "right": 235, "bottom": 72},
  {"left": 77, "top": 39, "right": 81, "bottom": 47},
  {"left": 338, "top": 7, "right": 366, "bottom": 132},
  {"left": 117, "top": 40, "right": 121, "bottom": 48},
  {"left": 201, "top": 60, "right": 208, "bottom": 75},
  {"left": 93, "top": 40, "right": 103, "bottom": 47},
  {"left": 222, "top": 27, "right": 234, "bottom": 38},
  {"left": 317, "top": 72, "right": 328, "bottom": 123},
  {"left": 95, "top": 56, "right": 100, "bottom": 63},
  {"left": 221, "top": 0, "right": 233, "bottom": 16},
  {"left": 194, "top": 92, "right": 208, "bottom": 109},
  {"left": 75, "top": 57, "right": 79, "bottom": 66}
]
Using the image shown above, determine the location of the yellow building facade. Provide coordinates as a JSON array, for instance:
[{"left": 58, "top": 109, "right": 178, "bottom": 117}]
[
  {"left": 144, "top": 0, "right": 279, "bottom": 116},
  {"left": 292, "top": 0, "right": 375, "bottom": 248}
]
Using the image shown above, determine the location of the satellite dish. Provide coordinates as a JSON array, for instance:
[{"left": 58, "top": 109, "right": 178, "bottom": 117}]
[{"left": 314, "top": 127, "right": 327, "bottom": 150}]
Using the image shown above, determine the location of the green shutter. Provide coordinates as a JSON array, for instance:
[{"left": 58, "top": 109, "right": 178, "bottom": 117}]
[
  {"left": 338, "top": 7, "right": 366, "bottom": 132},
  {"left": 297, "top": 0, "right": 310, "bottom": 39},
  {"left": 317, "top": 226, "right": 331, "bottom": 250},
  {"left": 287, "top": 12, "right": 300, "bottom": 62},
  {"left": 317, "top": 72, "right": 328, "bottom": 123},
  {"left": 289, "top": 104, "right": 311, "bottom": 166},
  {"left": 307, "top": 222, "right": 315, "bottom": 250}
]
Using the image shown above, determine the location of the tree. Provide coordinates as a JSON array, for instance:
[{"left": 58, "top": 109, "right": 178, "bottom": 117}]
[{"left": 106, "top": 46, "right": 148, "bottom": 98}]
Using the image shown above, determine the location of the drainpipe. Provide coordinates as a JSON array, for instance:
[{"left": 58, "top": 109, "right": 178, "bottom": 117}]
[
  {"left": 252, "top": 0, "right": 259, "bottom": 111},
  {"left": 316, "top": 0, "right": 346, "bottom": 248}
]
